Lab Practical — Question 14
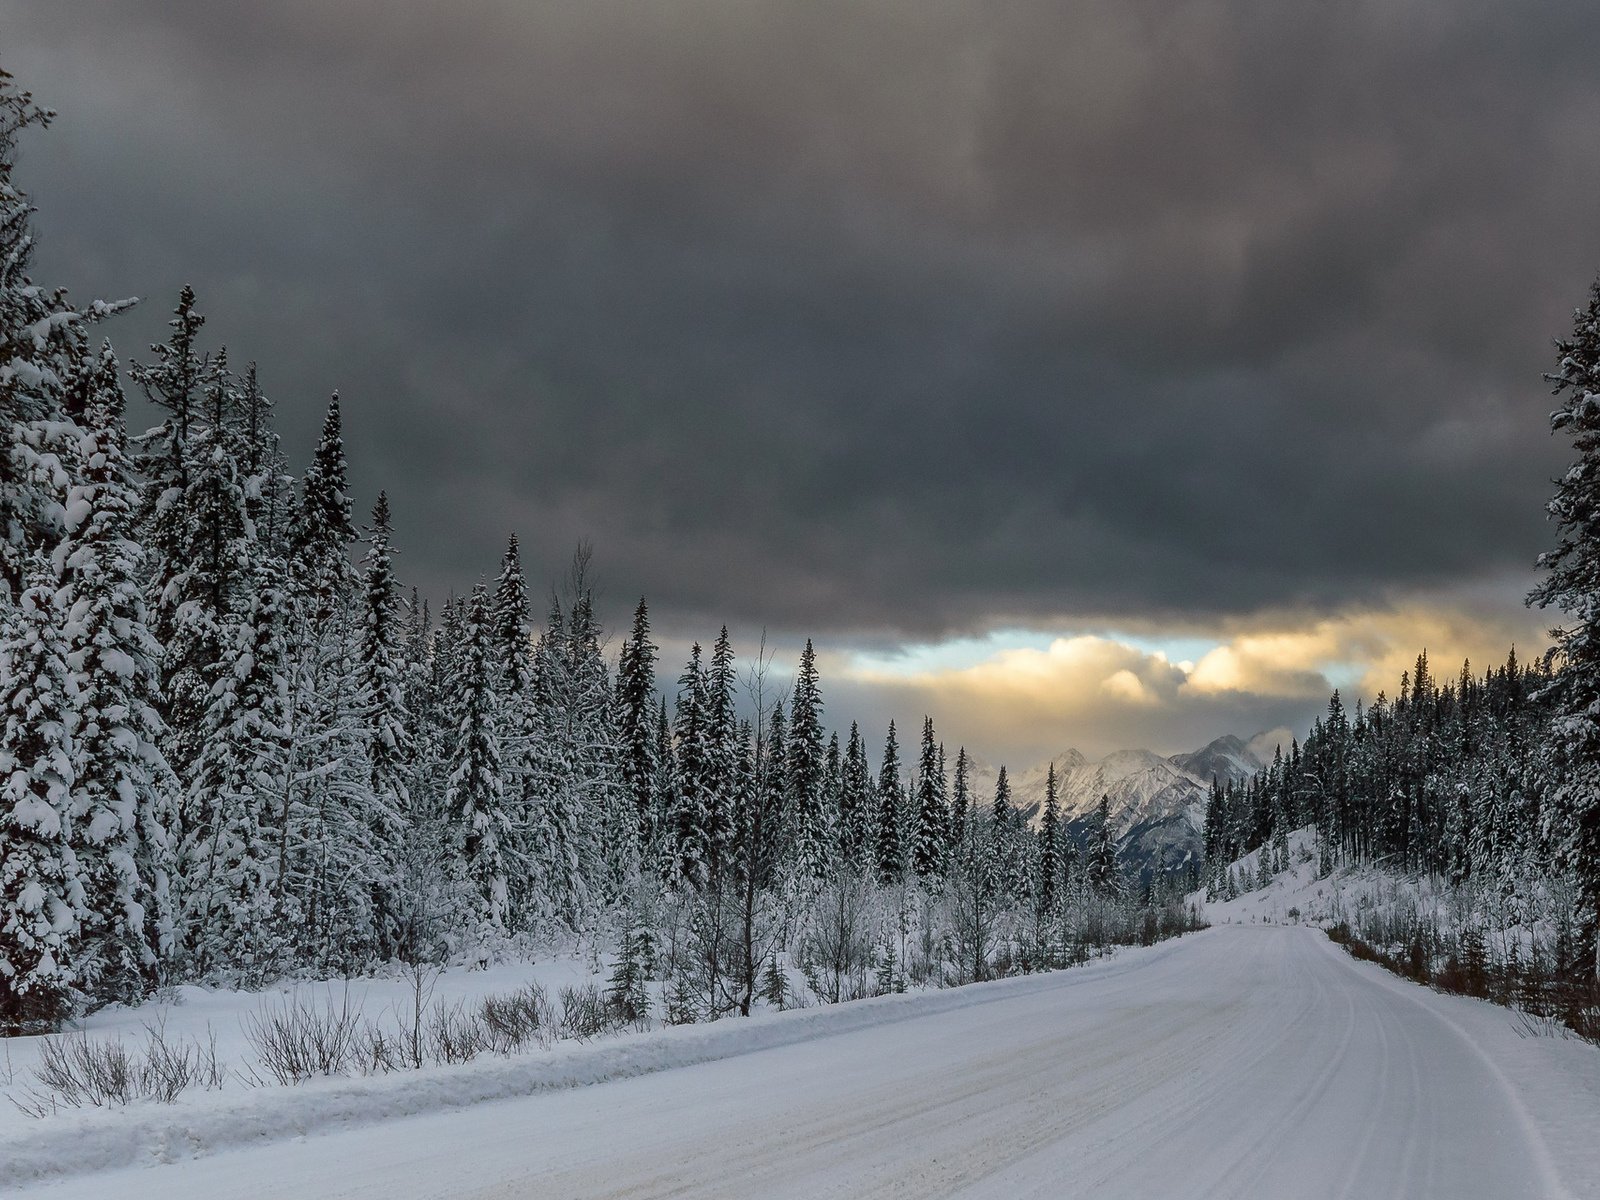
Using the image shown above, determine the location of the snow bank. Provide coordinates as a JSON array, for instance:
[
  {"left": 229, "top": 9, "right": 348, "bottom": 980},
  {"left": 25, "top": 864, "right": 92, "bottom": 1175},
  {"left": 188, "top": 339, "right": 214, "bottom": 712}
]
[{"left": 0, "top": 943, "right": 1170, "bottom": 1190}]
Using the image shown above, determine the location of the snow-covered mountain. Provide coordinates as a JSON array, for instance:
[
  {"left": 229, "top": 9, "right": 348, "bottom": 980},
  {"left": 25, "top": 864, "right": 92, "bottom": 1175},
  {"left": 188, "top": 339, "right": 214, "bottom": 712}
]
[{"left": 975, "top": 734, "right": 1276, "bottom": 872}]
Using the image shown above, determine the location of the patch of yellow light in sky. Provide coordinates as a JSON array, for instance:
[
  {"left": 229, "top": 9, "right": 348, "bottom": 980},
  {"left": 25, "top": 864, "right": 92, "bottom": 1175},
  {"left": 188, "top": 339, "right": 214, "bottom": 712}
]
[{"left": 830, "top": 597, "right": 1551, "bottom": 746}]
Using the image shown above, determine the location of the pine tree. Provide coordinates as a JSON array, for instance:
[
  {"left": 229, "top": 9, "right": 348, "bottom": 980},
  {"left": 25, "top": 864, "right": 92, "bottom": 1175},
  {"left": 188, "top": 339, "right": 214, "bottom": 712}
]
[
  {"left": 182, "top": 544, "right": 291, "bottom": 982},
  {"left": 950, "top": 747, "right": 972, "bottom": 849},
  {"left": 649, "top": 697, "right": 676, "bottom": 873},
  {"left": 668, "top": 643, "right": 711, "bottom": 890},
  {"left": 130, "top": 289, "right": 225, "bottom": 785},
  {"left": 0, "top": 75, "right": 129, "bottom": 596},
  {"left": 788, "top": 639, "right": 830, "bottom": 879},
  {"left": 1037, "top": 763, "right": 1061, "bottom": 916},
  {"left": 447, "top": 585, "right": 510, "bottom": 940},
  {"left": 1531, "top": 275, "right": 1600, "bottom": 976},
  {"left": 703, "top": 627, "right": 740, "bottom": 886},
  {"left": 875, "top": 721, "right": 905, "bottom": 881},
  {"left": 615, "top": 598, "right": 660, "bottom": 845},
  {"left": 912, "top": 716, "right": 945, "bottom": 878},
  {"left": 1086, "top": 795, "right": 1120, "bottom": 897},
  {"left": 526, "top": 562, "right": 625, "bottom": 919},
  {"left": 283, "top": 393, "right": 375, "bottom": 967},
  {"left": 992, "top": 765, "right": 1011, "bottom": 826},
  {"left": 606, "top": 903, "right": 652, "bottom": 1024},
  {"left": 0, "top": 560, "right": 81, "bottom": 1029},
  {"left": 358, "top": 493, "right": 410, "bottom": 956},
  {"left": 491, "top": 534, "right": 531, "bottom": 693},
  {"left": 58, "top": 346, "right": 176, "bottom": 1001},
  {"left": 839, "top": 722, "right": 873, "bottom": 867}
]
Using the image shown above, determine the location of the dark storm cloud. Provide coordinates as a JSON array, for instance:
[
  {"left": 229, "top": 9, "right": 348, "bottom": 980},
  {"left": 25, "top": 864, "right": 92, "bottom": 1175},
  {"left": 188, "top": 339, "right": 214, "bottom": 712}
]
[{"left": 3, "top": 0, "right": 1595, "bottom": 642}]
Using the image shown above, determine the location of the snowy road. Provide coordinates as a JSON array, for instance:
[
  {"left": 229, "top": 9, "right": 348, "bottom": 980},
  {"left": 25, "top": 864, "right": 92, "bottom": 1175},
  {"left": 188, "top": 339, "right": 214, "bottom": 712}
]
[{"left": 29, "top": 925, "right": 1600, "bottom": 1199}]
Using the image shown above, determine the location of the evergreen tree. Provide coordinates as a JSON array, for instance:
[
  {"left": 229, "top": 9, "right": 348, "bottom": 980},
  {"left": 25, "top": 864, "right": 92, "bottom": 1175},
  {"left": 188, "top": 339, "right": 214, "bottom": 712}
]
[
  {"left": 1037, "top": 763, "right": 1061, "bottom": 916},
  {"left": 950, "top": 747, "right": 972, "bottom": 849},
  {"left": 839, "top": 722, "right": 873, "bottom": 867},
  {"left": 911, "top": 716, "right": 945, "bottom": 878},
  {"left": 182, "top": 543, "right": 291, "bottom": 982},
  {"left": 0, "top": 561, "right": 81, "bottom": 1029},
  {"left": 992, "top": 764, "right": 1011, "bottom": 826},
  {"left": 703, "top": 626, "right": 740, "bottom": 884},
  {"left": 615, "top": 598, "right": 660, "bottom": 845},
  {"left": 1086, "top": 795, "right": 1120, "bottom": 896},
  {"left": 491, "top": 534, "right": 531, "bottom": 692},
  {"left": 1531, "top": 275, "right": 1600, "bottom": 976},
  {"left": 668, "top": 643, "right": 711, "bottom": 890},
  {"left": 875, "top": 721, "right": 905, "bottom": 881},
  {"left": 358, "top": 493, "right": 410, "bottom": 955},
  {"left": 446, "top": 585, "right": 509, "bottom": 939},
  {"left": 788, "top": 639, "right": 830, "bottom": 879},
  {"left": 58, "top": 346, "right": 176, "bottom": 1001}
]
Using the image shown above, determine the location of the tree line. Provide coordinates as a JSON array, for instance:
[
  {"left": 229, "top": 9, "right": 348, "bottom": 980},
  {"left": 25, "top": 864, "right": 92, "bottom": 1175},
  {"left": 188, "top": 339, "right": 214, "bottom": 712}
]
[{"left": 0, "top": 70, "right": 1196, "bottom": 1033}]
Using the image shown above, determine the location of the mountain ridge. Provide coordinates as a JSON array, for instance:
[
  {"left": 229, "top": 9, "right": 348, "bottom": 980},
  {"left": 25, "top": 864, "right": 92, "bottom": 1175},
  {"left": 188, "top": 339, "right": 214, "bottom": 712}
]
[{"left": 964, "top": 731, "right": 1286, "bottom": 872}]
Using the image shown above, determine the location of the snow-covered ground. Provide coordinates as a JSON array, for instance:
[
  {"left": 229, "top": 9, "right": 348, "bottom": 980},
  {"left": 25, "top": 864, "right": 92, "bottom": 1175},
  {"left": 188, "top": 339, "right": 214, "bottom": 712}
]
[
  {"left": 1194, "top": 826, "right": 1336, "bottom": 926},
  {"left": 12, "top": 923, "right": 1600, "bottom": 1199}
]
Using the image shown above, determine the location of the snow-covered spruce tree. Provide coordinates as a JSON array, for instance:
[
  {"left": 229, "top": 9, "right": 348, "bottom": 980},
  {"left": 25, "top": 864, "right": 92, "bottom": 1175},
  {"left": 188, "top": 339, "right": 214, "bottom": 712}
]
[
  {"left": 527, "top": 566, "right": 627, "bottom": 922},
  {"left": 283, "top": 394, "right": 381, "bottom": 969},
  {"left": 447, "top": 584, "right": 510, "bottom": 943},
  {"left": 1037, "top": 763, "right": 1061, "bottom": 917},
  {"left": 703, "top": 626, "right": 740, "bottom": 887},
  {"left": 614, "top": 599, "right": 659, "bottom": 848},
  {"left": 821, "top": 730, "right": 842, "bottom": 860},
  {"left": 130, "top": 290, "right": 226, "bottom": 786},
  {"left": 57, "top": 344, "right": 177, "bottom": 1003},
  {"left": 1086, "top": 794, "right": 1120, "bottom": 897},
  {"left": 911, "top": 716, "right": 945, "bottom": 879},
  {"left": 950, "top": 746, "right": 972, "bottom": 852},
  {"left": 668, "top": 642, "right": 712, "bottom": 890},
  {"left": 491, "top": 536, "right": 544, "bottom": 926},
  {"left": 875, "top": 721, "right": 905, "bottom": 882},
  {"left": 492, "top": 534, "right": 531, "bottom": 693},
  {"left": 359, "top": 492, "right": 411, "bottom": 958},
  {"left": 0, "top": 559, "right": 80, "bottom": 1029},
  {"left": 788, "top": 638, "right": 830, "bottom": 880},
  {"left": 839, "top": 721, "right": 873, "bottom": 868},
  {"left": 236, "top": 362, "right": 294, "bottom": 556},
  {"left": 1531, "top": 275, "right": 1600, "bottom": 978},
  {"left": 182, "top": 540, "right": 292, "bottom": 982},
  {"left": 648, "top": 696, "right": 677, "bottom": 876},
  {"left": 0, "top": 76, "right": 127, "bottom": 598}
]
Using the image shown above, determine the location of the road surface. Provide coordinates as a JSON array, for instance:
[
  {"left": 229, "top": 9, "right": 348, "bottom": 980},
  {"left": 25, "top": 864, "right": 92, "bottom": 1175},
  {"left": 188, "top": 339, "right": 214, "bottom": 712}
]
[{"left": 28, "top": 925, "right": 1593, "bottom": 1199}]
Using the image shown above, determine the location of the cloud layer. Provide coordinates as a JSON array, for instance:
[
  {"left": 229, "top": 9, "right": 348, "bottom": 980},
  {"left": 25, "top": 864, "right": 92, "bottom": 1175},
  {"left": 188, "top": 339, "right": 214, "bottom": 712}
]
[
  {"left": 2, "top": 2, "right": 1589, "bottom": 756},
  {"left": 823, "top": 588, "right": 1550, "bottom": 761}
]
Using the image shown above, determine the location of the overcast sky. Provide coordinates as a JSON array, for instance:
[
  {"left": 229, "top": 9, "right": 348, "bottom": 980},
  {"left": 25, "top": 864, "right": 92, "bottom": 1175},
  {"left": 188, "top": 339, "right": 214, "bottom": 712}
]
[{"left": 5, "top": 1, "right": 1596, "bottom": 763}]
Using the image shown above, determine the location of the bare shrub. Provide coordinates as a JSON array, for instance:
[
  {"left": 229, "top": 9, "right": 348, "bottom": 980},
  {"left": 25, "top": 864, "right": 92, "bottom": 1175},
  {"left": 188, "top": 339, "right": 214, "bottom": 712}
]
[
  {"left": 479, "top": 983, "right": 551, "bottom": 1054},
  {"left": 557, "top": 984, "right": 615, "bottom": 1041},
  {"left": 425, "top": 999, "right": 489, "bottom": 1065},
  {"left": 12, "top": 1022, "right": 225, "bottom": 1116},
  {"left": 353, "top": 1022, "right": 407, "bottom": 1075},
  {"left": 242, "top": 987, "right": 364, "bottom": 1085}
]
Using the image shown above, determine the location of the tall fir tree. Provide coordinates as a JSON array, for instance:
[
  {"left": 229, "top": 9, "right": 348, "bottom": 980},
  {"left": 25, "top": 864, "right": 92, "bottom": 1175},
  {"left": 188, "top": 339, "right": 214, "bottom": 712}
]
[
  {"left": 615, "top": 598, "right": 660, "bottom": 846},
  {"left": 58, "top": 345, "right": 177, "bottom": 1001},
  {"left": 912, "top": 716, "right": 945, "bottom": 878},
  {"left": 788, "top": 639, "right": 830, "bottom": 879},
  {"left": 875, "top": 721, "right": 905, "bottom": 881},
  {"left": 446, "top": 584, "right": 510, "bottom": 939},
  {"left": 0, "top": 560, "right": 81, "bottom": 1029},
  {"left": 1037, "top": 763, "right": 1061, "bottom": 916},
  {"left": 358, "top": 493, "right": 410, "bottom": 956},
  {"left": 1531, "top": 276, "right": 1600, "bottom": 976},
  {"left": 839, "top": 721, "right": 873, "bottom": 867}
]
